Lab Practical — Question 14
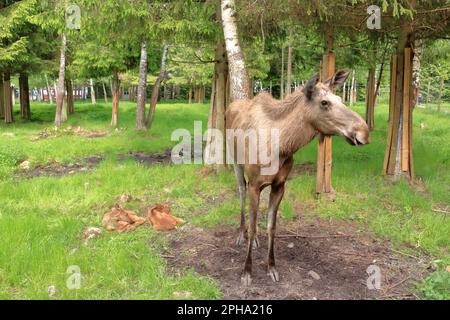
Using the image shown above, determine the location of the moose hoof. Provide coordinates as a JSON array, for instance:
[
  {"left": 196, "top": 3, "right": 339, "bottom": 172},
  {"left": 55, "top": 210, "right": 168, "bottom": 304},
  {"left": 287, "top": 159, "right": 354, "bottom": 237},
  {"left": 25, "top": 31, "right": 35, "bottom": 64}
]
[
  {"left": 241, "top": 272, "right": 252, "bottom": 286},
  {"left": 267, "top": 267, "right": 279, "bottom": 282},
  {"left": 235, "top": 231, "right": 246, "bottom": 247}
]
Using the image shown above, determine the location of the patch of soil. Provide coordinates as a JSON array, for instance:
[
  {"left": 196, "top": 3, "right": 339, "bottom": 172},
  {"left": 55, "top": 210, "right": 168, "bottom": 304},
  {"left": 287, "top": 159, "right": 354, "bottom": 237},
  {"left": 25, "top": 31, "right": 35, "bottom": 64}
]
[
  {"left": 167, "top": 216, "right": 430, "bottom": 300},
  {"left": 31, "top": 127, "right": 107, "bottom": 142},
  {"left": 289, "top": 162, "right": 315, "bottom": 178},
  {"left": 117, "top": 149, "right": 173, "bottom": 165},
  {"left": 73, "top": 127, "right": 107, "bottom": 138},
  {"left": 23, "top": 155, "right": 103, "bottom": 178}
]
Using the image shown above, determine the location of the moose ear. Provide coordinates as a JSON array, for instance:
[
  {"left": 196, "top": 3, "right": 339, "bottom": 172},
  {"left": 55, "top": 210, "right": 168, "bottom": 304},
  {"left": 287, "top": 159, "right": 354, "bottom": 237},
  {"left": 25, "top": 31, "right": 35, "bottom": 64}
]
[
  {"left": 303, "top": 73, "right": 320, "bottom": 100},
  {"left": 324, "top": 69, "right": 351, "bottom": 90}
]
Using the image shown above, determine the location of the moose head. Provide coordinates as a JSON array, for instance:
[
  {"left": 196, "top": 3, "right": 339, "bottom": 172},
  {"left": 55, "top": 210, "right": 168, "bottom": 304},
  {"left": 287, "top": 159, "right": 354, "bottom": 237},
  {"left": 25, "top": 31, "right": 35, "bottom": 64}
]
[{"left": 303, "top": 70, "right": 370, "bottom": 146}]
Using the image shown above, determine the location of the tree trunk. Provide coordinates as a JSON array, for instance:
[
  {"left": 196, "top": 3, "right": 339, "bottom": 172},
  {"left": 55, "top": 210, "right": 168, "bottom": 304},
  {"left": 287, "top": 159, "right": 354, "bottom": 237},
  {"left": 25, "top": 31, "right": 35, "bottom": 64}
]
[
  {"left": 350, "top": 69, "right": 355, "bottom": 106},
  {"left": 205, "top": 40, "right": 229, "bottom": 169},
  {"left": 61, "top": 95, "right": 67, "bottom": 122},
  {"left": 437, "top": 77, "right": 444, "bottom": 112},
  {"left": 55, "top": 33, "right": 67, "bottom": 127},
  {"left": 45, "top": 74, "right": 53, "bottom": 104},
  {"left": 221, "top": 0, "right": 251, "bottom": 101},
  {"left": 146, "top": 43, "right": 168, "bottom": 129},
  {"left": 412, "top": 39, "right": 423, "bottom": 107},
  {"left": 136, "top": 41, "right": 148, "bottom": 130},
  {"left": 102, "top": 82, "right": 108, "bottom": 103},
  {"left": 365, "top": 67, "right": 376, "bottom": 131},
  {"left": 0, "top": 74, "right": 4, "bottom": 119},
  {"left": 188, "top": 86, "right": 192, "bottom": 104},
  {"left": 281, "top": 45, "right": 284, "bottom": 99},
  {"left": 11, "top": 86, "right": 15, "bottom": 106},
  {"left": 3, "top": 72, "right": 14, "bottom": 123},
  {"left": 342, "top": 81, "right": 346, "bottom": 102},
  {"left": 19, "top": 73, "right": 30, "bottom": 120},
  {"left": 200, "top": 86, "right": 205, "bottom": 103},
  {"left": 89, "top": 78, "right": 96, "bottom": 104},
  {"left": 383, "top": 26, "right": 415, "bottom": 181},
  {"left": 316, "top": 28, "right": 335, "bottom": 195},
  {"left": 286, "top": 30, "right": 293, "bottom": 97},
  {"left": 111, "top": 72, "right": 120, "bottom": 127},
  {"left": 374, "top": 61, "right": 385, "bottom": 106},
  {"left": 66, "top": 79, "right": 74, "bottom": 114}
]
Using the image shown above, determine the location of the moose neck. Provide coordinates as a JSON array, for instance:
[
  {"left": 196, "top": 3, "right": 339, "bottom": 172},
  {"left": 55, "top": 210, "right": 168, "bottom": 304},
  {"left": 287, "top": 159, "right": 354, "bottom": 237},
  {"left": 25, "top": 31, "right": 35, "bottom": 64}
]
[{"left": 264, "top": 91, "right": 318, "bottom": 156}]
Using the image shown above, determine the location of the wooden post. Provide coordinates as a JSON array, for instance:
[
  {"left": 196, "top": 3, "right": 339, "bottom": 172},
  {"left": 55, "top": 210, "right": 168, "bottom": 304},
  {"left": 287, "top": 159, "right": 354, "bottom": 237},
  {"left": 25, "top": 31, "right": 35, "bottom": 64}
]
[
  {"left": 316, "top": 52, "right": 335, "bottom": 194},
  {"left": 383, "top": 46, "right": 414, "bottom": 180},
  {"left": 365, "top": 68, "right": 376, "bottom": 130}
]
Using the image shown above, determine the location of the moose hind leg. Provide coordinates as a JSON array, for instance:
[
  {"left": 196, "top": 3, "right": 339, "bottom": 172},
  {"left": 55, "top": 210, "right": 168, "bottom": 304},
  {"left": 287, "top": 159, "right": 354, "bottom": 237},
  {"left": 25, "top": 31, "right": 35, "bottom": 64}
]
[
  {"left": 267, "top": 182, "right": 285, "bottom": 282},
  {"left": 234, "top": 164, "right": 247, "bottom": 246},
  {"left": 241, "top": 184, "right": 260, "bottom": 286}
]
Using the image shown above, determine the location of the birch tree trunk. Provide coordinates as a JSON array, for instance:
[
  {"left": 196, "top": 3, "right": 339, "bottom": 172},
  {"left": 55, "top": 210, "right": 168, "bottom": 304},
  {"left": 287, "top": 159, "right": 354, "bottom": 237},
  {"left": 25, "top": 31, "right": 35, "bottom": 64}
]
[
  {"left": 19, "top": 73, "right": 30, "bottom": 120},
  {"left": 11, "top": 86, "right": 15, "bottom": 106},
  {"left": 45, "top": 74, "right": 53, "bottom": 104},
  {"left": 425, "top": 80, "right": 430, "bottom": 106},
  {"left": 111, "top": 71, "right": 120, "bottom": 127},
  {"left": 350, "top": 70, "right": 355, "bottom": 106},
  {"left": 102, "top": 82, "right": 108, "bottom": 103},
  {"left": 146, "top": 43, "right": 168, "bottom": 129},
  {"left": 188, "top": 85, "right": 192, "bottom": 104},
  {"left": 221, "top": 0, "right": 251, "bottom": 101},
  {"left": 89, "top": 78, "right": 96, "bottom": 104},
  {"left": 136, "top": 41, "right": 148, "bottom": 130},
  {"left": 412, "top": 39, "right": 423, "bottom": 107},
  {"left": 286, "top": 30, "right": 293, "bottom": 97},
  {"left": 55, "top": 34, "right": 67, "bottom": 128},
  {"left": 342, "top": 81, "right": 346, "bottom": 101}
]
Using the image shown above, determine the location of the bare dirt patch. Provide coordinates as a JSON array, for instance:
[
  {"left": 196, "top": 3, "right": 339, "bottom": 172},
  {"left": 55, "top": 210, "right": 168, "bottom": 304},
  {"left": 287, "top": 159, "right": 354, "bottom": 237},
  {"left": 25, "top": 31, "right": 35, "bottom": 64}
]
[
  {"left": 22, "top": 155, "right": 103, "bottom": 178},
  {"left": 117, "top": 149, "right": 173, "bottom": 165},
  {"left": 167, "top": 215, "right": 430, "bottom": 300},
  {"left": 289, "top": 162, "right": 315, "bottom": 178},
  {"left": 31, "top": 127, "right": 107, "bottom": 142}
]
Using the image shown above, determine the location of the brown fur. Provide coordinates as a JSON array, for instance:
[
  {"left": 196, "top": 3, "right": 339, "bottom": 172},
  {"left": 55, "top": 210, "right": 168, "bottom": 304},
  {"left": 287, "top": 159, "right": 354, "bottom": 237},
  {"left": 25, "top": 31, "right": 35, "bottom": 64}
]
[{"left": 226, "top": 71, "right": 370, "bottom": 286}]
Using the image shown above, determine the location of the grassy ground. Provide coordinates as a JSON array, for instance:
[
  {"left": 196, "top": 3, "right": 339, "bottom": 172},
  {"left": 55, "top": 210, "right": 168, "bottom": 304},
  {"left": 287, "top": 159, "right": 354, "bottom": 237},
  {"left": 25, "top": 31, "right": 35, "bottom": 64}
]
[{"left": 0, "top": 100, "right": 448, "bottom": 299}]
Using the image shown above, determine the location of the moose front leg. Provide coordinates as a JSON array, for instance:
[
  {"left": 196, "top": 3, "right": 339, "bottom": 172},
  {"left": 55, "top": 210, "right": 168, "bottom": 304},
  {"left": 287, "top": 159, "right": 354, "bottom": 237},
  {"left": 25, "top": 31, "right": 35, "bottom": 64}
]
[
  {"left": 267, "top": 181, "right": 285, "bottom": 282},
  {"left": 233, "top": 164, "right": 247, "bottom": 246},
  {"left": 241, "top": 183, "right": 260, "bottom": 286}
]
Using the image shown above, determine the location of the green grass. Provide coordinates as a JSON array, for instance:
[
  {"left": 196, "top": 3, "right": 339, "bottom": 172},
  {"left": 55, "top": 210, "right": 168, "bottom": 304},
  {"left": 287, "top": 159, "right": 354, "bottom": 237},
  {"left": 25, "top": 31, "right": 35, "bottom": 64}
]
[{"left": 0, "top": 99, "right": 449, "bottom": 299}]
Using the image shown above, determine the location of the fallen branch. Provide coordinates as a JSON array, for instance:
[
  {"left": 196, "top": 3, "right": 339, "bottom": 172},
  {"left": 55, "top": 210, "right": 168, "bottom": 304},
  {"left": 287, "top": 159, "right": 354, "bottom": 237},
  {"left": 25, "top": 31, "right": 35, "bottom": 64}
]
[
  {"left": 432, "top": 208, "right": 450, "bottom": 214},
  {"left": 389, "top": 248, "right": 421, "bottom": 261},
  {"left": 277, "top": 234, "right": 352, "bottom": 239},
  {"left": 386, "top": 276, "right": 413, "bottom": 291}
]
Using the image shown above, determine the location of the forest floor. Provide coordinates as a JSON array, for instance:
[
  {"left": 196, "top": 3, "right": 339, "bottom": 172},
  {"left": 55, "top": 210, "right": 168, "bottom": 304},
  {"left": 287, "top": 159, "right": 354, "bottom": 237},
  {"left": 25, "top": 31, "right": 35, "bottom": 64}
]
[{"left": 0, "top": 100, "right": 448, "bottom": 299}]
